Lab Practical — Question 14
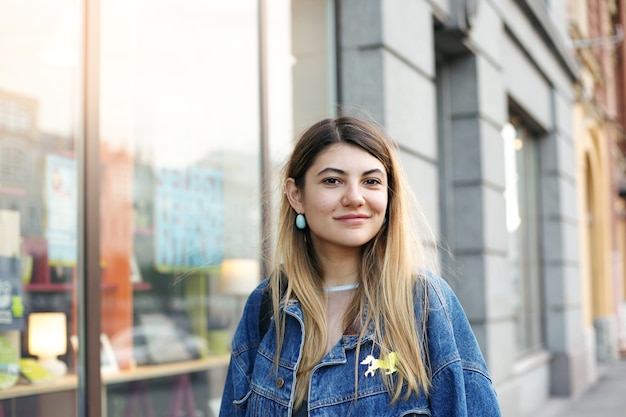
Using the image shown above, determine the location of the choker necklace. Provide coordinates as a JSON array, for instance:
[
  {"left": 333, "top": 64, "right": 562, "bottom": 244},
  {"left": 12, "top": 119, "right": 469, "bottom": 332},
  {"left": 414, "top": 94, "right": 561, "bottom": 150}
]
[{"left": 323, "top": 283, "right": 360, "bottom": 292}]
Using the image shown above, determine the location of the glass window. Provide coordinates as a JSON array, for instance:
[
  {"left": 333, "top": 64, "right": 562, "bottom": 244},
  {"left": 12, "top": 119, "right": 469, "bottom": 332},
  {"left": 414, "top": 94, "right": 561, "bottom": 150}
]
[
  {"left": 0, "top": 0, "right": 82, "bottom": 415},
  {"left": 0, "top": 0, "right": 337, "bottom": 415},
  {"left": 502, "top": 118, "right": 544, "bottom": 355},
  {"left": 100, "top": 1, "right": 261, "bottom": 416}
]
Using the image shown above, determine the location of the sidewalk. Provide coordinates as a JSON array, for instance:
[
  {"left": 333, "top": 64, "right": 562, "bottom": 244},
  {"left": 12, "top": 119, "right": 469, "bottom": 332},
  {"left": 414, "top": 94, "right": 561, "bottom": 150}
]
[{"left": 537, "top": 359, "right": 626, "bottom": 417}]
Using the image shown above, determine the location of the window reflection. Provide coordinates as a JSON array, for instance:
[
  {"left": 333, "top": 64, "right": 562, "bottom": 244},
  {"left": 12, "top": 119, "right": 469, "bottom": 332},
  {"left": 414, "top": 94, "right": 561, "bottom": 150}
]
[
  {"left": 503, "top": 119, "right": 543, "bottom": 356},
  {"left": 0, "top": 0, "right": 81, "bottom": 415},
  {"left": 100, "top": 0, "right": 261, "bottom": 415},
  {"left": 0, "top": 0, "right": 337, "bottom": 415}
]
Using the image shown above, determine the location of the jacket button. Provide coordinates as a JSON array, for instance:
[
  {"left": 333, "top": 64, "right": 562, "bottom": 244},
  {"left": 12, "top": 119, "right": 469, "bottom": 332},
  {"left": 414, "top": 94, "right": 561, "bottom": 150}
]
[{"left": 276, "top": 378, "right": 285, "bottom": 388}]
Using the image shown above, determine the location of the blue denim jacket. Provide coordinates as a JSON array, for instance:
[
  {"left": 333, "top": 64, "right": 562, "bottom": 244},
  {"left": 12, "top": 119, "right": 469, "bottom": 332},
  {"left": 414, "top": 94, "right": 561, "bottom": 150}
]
[{"left": 219, "top": 274, "right": 502, "bottom": 416}]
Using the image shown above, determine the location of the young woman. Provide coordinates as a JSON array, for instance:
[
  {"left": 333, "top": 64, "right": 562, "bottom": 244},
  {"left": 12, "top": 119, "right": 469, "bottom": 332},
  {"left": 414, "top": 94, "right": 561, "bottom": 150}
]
[{"left": 219, "top": 116, "right": 501, "bottom": 416}]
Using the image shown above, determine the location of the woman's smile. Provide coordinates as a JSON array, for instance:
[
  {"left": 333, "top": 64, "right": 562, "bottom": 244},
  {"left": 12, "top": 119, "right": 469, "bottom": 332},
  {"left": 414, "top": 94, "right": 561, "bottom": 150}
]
[{"left": 334, "top": 213, "right": 371, "bottom": 224}]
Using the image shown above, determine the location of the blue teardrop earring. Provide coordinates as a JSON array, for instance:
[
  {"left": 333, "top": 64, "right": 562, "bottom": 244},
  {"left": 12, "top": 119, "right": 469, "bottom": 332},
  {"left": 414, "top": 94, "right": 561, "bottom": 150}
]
[{"left": 295, "top": 213, "right": 307, "bottom": 230}]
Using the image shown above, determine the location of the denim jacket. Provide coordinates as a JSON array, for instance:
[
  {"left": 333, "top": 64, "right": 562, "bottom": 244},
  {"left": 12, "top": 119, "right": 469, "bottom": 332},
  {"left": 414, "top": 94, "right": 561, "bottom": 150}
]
[{"left": 219, "top": 274, "right": 502, "bottom": 416}]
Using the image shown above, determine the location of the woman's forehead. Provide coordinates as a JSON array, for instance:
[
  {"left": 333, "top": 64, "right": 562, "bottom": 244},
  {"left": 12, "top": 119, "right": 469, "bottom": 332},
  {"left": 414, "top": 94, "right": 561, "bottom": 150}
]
[{"left": 310, "top": 143, "right": 383, "bottom": 168}]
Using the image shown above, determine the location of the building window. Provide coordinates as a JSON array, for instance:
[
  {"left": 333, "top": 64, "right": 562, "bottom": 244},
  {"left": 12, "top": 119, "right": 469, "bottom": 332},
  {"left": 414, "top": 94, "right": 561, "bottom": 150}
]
[
  {"left": 0, "top": 1, "right": 81, "bottom": 415},
  {"left": 0, "top": 100, "right": 31, "bottom": 134},
  {"left": 99, "top": 0, "right": 263, "bottom": 410},
  {"left": 502, "top": 118, "right": 544, "bottom": 355}
]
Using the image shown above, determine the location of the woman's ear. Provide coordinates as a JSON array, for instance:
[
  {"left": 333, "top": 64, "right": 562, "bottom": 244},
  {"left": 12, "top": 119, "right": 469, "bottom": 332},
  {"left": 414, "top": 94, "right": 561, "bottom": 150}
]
[{"left": 284, "top": 178, "right": 304, "bottom": 213}]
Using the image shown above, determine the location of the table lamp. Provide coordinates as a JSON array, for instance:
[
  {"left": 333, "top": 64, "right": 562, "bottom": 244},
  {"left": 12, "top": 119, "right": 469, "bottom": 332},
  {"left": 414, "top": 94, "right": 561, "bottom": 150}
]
[
  {"left": 219, "top": 258, "right": 260, "bottom": 296},
  {"left": 28, "top": 312, "right": 68, "bottom": 378}
]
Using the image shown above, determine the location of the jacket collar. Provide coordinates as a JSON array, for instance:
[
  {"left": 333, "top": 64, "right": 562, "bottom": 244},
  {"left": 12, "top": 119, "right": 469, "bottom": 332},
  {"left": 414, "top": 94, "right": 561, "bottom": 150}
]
[{"left": 282, "top": 297, "right": 377, "bottom": 352}]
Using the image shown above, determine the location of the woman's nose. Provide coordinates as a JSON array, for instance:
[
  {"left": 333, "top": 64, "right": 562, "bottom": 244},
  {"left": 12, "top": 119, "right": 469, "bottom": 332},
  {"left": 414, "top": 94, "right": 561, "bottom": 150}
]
[{"left": 341, "top": 184, "right": 365, "bottom": 207}]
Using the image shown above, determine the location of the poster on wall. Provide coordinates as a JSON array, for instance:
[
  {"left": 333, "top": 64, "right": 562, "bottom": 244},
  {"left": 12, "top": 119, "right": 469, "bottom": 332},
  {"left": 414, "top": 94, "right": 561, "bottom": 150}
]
[
  {"left": 0, "top": 257, "right": 23, "bottom": 331},
  {"left": 154, "top": 166, "right": 224, "bottom": 271},
  {"left": 0, "top": 211, "right": 24, "bottom": 331},
  {"left": 45, "top": 154, "right": 77, "bottom": 265}
]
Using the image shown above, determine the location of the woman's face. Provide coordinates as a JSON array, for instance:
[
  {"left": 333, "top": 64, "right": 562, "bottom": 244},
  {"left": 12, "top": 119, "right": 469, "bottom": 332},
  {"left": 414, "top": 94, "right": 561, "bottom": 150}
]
[{"left": 286, "top": 143, "right": 388, "bottom": 256}]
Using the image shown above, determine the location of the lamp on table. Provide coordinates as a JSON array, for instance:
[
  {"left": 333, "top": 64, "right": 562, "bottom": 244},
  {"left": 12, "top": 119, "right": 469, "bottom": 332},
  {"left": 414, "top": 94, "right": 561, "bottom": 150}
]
[
  {"left": 218, "top": 258, "right": 261, "bottom": 297},
  {"left": 208, "top": 259, "right": 260, "bottom": 354},
  {"left": 28, "top": 312, "right": 68, "bottom": 378}
]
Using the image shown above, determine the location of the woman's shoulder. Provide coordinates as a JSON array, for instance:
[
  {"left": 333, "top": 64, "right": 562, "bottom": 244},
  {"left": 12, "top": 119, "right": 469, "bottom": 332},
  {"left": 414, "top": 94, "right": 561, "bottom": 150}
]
[
  {"left": 415, "top": 271, "right": 457, "bottom": 312},
  {"left": 418, "top": 272, "right": 492, "bottom": 377},
  {"left": 230, "top": 278, "right": 270, "bottom": 350},
  {"left": 246, "top": 277, "right": 270, "bottom": 303},
  {"left": 242, "top": 278, "right": 271, "bottom": 319},
  {"left": 417, "top": 271, "right": 469, "bottom": 327}
]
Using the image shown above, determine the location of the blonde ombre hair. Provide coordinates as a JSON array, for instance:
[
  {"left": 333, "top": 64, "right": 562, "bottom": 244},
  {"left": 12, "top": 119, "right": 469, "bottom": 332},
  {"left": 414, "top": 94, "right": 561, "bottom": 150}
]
[{"left": 269, "top": 116, "right": 439, "bottom": 408}]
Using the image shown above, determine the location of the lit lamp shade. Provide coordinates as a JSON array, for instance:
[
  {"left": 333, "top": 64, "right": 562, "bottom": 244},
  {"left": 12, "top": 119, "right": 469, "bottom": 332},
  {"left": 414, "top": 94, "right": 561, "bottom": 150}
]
[
  {"left": 219, "top": 258, "right": 260, "bottom": 296},
  {"left": 28, "top": 312, "right": 68, "bottom": 378}
]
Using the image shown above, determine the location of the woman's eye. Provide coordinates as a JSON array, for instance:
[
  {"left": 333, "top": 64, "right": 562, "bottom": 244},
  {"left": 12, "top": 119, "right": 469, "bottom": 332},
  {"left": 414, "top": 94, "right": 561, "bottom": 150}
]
[
  {"left": 323, "top": 178, "right": 340, "bottom": 185},
  {"left": 364, "top": 178, "right": 382, "bottom": 185}
]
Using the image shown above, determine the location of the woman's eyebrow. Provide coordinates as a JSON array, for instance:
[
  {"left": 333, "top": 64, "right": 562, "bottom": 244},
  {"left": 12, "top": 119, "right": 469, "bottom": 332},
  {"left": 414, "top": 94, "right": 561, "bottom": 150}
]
[
  {"left": 315, "top": 167, "right": 345, "bottom": 176},
  {"left": 363, "top": 168, "right": 385, "bottom": 176},
  {"left": 315, "top": 167, "right": 385, "bottom": 176}
]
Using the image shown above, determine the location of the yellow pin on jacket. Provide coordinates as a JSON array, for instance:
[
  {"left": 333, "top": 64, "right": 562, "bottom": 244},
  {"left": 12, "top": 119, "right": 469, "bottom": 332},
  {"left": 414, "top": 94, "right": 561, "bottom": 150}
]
[{"left": 360, "top": 352, "right": 399, "bottom": 377}]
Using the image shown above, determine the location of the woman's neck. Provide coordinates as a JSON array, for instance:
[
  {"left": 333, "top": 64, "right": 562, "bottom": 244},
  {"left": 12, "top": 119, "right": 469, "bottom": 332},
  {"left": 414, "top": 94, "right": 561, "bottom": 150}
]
[
  {"left": 317, "top": 251, "right": 360, "bottom": 287},
  {"left": 315, "top": 240, "right": 361, "bottom": 287},
  {"left": 321, "top": 271, "right": 359, "bottom": 288}
]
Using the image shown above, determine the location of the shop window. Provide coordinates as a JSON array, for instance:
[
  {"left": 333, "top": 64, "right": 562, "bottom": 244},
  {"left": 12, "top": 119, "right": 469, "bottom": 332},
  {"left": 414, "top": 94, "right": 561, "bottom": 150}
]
[
  {"left": 0, "top": 0, "right": 337, "bottom": 415},
  {"left": 0, "top": 0, "right": 82, "bottom": 415},
  {"left": 100, "top": 1, "right": 262, "bottom": 415},
  {"left": 502, "top": 118, "right": 545, "bottom": 356}
]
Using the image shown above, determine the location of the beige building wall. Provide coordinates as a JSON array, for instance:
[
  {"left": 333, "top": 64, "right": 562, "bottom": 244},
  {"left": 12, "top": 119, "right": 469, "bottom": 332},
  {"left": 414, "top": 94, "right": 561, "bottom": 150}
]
[
  {"left": 573, "top": 95, "right": 621, "bottom": 361},
  {"left": 571, "top": 0, "right": 624, "bottom": 362}
]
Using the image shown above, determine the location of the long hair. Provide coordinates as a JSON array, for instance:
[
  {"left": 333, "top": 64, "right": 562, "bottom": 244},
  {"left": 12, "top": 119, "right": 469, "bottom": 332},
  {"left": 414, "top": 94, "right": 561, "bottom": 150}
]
[{"left": 269, "top": 116, "right": 439, "bottom": 407}]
